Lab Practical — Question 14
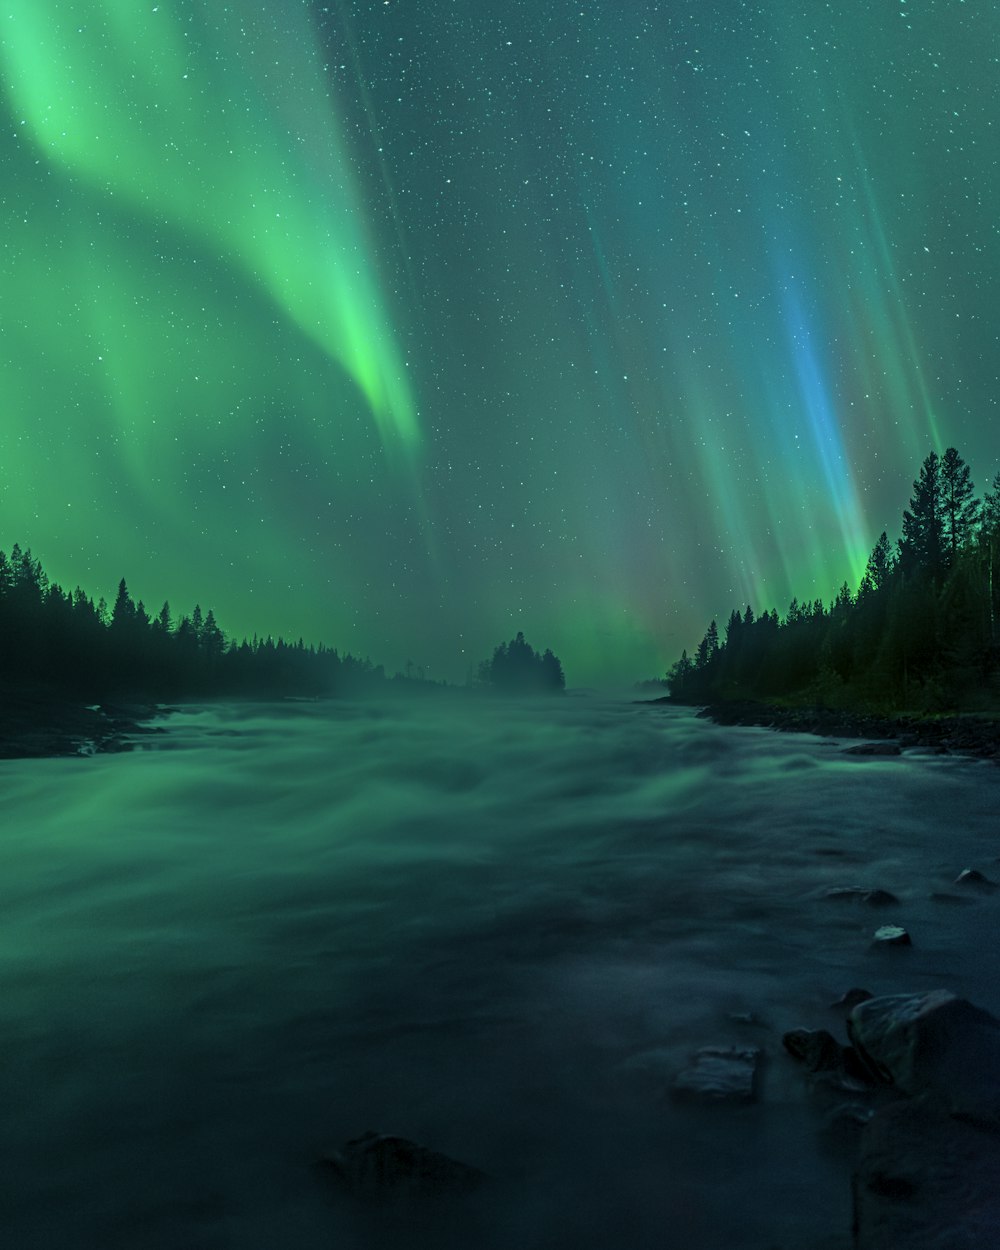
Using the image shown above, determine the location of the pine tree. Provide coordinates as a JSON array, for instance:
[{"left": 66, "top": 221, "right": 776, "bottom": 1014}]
[
  {"left": 696, "top": 620, "right": 719, "bottom": 669},
  {"left": 859, "top": 531, "right": 893, "bottom": 595},
  {"left": 667, "top": 648, "right": 694, "bottom": 695},
  {"left": 980, "top": 473, "right": 1000, "bottom": 541},
  {"left": 939, "top": 447, "right": 978, "bottom": 564},
  {"left": 900, "top": 451, "right": 943, "bottom": 576},
  {"left": 201, "top": 609, "right": 226, "bottom": 659},
  {"left": 110, "top": 578, "right": 135, "bottom": 628}
]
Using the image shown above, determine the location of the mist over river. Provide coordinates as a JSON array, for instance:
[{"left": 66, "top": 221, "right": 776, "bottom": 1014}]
[{"left": 4, "top": 697, "right": 1000, "bottom": 1249}]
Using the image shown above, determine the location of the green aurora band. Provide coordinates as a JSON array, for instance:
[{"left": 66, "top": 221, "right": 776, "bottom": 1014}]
[{"left": 1, "top": 0, "right": 417, "bottom": 445}]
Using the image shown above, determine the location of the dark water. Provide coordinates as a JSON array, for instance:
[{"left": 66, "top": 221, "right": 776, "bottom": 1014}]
[{"left": 3, "top": 697, "right": 1000, "bottom": 1248}]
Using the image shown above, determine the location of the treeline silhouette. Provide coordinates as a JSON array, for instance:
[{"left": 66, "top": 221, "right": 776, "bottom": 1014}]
[
  {"left": 0, "top": 545, "right": 399, "bottom": 700},
  {"left": 476, "top": 631, "right": 566, "bottom": 694},
  {"left": 667, "top": 448, "right": 1000, "bottom": 712}
]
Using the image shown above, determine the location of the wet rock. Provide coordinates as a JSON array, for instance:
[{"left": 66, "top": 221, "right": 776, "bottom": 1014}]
[
  {"left": 832, "top": 987, "right": 874, "bottom": 1010},
  {"left": 954, "top": 867, "right": 998, "bottom": 892},
  {"left": 783, "top": 1028, "right": 843, "bottom": 1073},
  {"left": 822, "top": 887, "right": 899, "bottom": 906},
  {"left": 841, "top": 741, "right": 902, "bottom": 757},
  {"left": 871, "top": 925, "right": 911, "bottom": 947},
  {"left": 783, "top": 1030, "right": 875, "bottom": 1095},
  {"left": 853, "top": 1097, "right": 1000, "bottom": 1250},
  {"left": 323, "top": 1131, "right": 488, "bottom": 1201},
  {"left": 672, "top": 1046, "right": 760, "bottom": 1105},
  {"left": 847, "top": 991, "right": 1000, "bottom": 1126}
]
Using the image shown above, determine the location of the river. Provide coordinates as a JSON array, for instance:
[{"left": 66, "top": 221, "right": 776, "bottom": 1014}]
[{"left": 3, "top": 696, "right": 999, "bottom": 1248}]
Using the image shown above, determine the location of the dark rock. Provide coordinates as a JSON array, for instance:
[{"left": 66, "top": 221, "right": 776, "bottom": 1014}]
[
  {"left": 954, "top": 868, "right": 998, "bottom": 892},
  {"left": 686, "top": 702, "right": 1000, "bottom": 762},
  {"left": 672, "top": 1046, "right": 760, "bottom": 1105},
  {"left": 0, "top": 689, "right": 169, "bottom": 759},
  {"left": 783, "top": 1031, "right": 876, "bottom": 1096},
  {"left": 782, "top": 1028, "right": 843, "bottom": 1073},
  {"left": 323, "top": 1131, "right": 488, "bottom": 1201},
  {"left": 842, "top": 742, "right": 902, "bottom": 757},
  {"left": 847, "top": 991, "right": 1000, "bottom": 1126},
  {"left": 832, "top": 987, "right": 874, "bottom": 1010},
  {"left": 871, "top": 925, "right": 911, "bottom": 947},
  {"left": 822, "top": 887, "right": 899, "bottom": 906},
  {"left": 853, "top": 1097, "right": 1000, "bottom": 1250}
]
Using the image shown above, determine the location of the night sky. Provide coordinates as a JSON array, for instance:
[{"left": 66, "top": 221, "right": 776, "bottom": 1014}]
[{"left": 1, "top": 1, "right": 997, "bottom": 686}]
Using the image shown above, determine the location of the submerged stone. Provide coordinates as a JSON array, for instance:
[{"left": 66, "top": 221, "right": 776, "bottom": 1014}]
[
  {"left": 872, "top": 925, "right": 911, "bottom": 947},
  {"left": 822, "top": 887, "right": 899, "bottom": 906},
  {"left": 841, "top": 742, "right": 902, "bottom": 757},
  {"left": 323, "top": 1131, "right": 488, "bottom": 1201},
  {"left": 672, "top": 1046, "right": 760, "bottom": 1105}
]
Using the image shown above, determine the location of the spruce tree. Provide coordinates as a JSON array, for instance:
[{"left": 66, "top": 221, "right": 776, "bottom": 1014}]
[
  {"left": 939, "top": 447, "right": 978, "bottom": 565},
  {"left": 900, "top": 451, "right": 943, "bottom": 577},
  {"left": 860, "top": 531, "right": 893, "bottom": 594}
]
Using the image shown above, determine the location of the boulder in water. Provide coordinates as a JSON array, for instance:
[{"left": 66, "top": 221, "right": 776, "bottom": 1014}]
[
  {"left": 954, "top": 868, "right": 997, "bottom": 892},
  {"left": 782, "top": 1028, "right": 843, "bottom": 1073},
  {"left": 323, "top": 1131, "right": 488, "bottom": 1201},
  {"left": 672, "top": 1046, "right": 760, "bottom": 1105},
  {"left": 847, "top": 991, "right": 1000, "bottom": 1126},
  {"left": 842, "top": 742, "right": 902, "bottom": 757}
]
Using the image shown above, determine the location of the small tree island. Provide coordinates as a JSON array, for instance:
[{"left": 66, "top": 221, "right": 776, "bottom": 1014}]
[{"left": 476, "top": 632, "right": 566, "bottom": 695}]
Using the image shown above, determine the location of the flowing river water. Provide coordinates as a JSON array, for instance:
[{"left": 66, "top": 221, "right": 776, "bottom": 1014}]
[{"left": 3, "top": 697, "right": 999, "bottom": 1248}]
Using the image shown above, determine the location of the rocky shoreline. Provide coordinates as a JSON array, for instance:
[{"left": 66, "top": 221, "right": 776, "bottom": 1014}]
[
  {"left": 658, "top": 698, "right": 1000, "bottom": 762},
  {"left": 0, "top": 688, "right": 171, "bottom": 759}
]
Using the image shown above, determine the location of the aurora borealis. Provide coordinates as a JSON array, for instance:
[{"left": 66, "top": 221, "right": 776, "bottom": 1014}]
[{"left": 1, "top": 1, "right": 996, "bottom": 685}]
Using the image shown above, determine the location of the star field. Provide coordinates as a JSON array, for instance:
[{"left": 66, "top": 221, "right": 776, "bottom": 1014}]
[{"left": 0, "top": 1, "right": 997, "bottom": 684}]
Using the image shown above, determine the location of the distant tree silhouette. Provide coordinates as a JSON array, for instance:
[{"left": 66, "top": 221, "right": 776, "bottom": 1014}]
[
  {"left": 0, "top": 546, "right": 412, "bottom": 702},
  {"left": 477, "top": 632, "right": 565, "bottom": 693}
]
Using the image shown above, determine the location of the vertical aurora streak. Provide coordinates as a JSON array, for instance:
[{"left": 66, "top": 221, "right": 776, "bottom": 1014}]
[{"left": 0, "top": 0, "right": 995, "bottom": 684}]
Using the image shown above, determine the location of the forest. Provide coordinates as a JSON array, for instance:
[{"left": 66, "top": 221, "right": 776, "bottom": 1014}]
[
  {"left": 0, "top": 547, "right": 565, "bottom": 702},
  {"left": 667, "top": 448, "right": 1000, "bottom": 713},
  {"left": 0, "top": 548, "right": 402, "bottom": 701}
]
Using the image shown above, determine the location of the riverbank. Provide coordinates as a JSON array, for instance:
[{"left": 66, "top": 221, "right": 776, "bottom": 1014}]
[
  {"left": 0, "top": 687, "right": 170, "bottom": 759},
  {"left": 687, "top": 699, "right": 1000, "bottom": 761},
  {"left": 639, "top": 695, "right": 1000, "bottom": 760}
]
